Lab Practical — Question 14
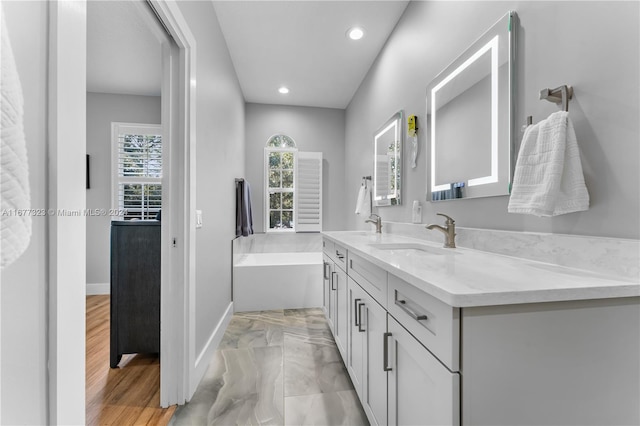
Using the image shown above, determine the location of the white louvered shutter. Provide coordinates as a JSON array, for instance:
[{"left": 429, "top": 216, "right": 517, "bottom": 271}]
[{"left": 295, "top": 152, "right": 322, "bottom": 232}]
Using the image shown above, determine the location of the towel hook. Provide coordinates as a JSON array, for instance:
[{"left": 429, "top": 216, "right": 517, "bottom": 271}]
[{"left": 539, "top": 85, "right": 573, "bottom": 112}]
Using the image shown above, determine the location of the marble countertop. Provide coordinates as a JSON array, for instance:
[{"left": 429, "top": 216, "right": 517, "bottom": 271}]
[{"left": 322, "top": 231, "right": 640, "bottom": 308}]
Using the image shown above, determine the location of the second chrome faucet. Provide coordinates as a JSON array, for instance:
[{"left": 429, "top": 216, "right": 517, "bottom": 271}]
[{"left": 426, "top": 213, "right": 456, "bottom": 248}]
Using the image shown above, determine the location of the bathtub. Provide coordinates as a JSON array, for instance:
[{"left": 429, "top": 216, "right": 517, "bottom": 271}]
[{"left": 233, "top": 250, "right": 323, "bottom": 312}]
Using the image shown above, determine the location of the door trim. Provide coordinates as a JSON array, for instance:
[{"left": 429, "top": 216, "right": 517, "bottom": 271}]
[{"left": 148, "top": 0, "right": 196, "bottom": 407}]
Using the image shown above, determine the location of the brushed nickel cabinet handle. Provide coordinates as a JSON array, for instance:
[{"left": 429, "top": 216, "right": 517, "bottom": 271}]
[
  {"left": 354, "top": 298, "right": 361, "bottom": 326},
  {"left": 395, "top": 299, "right": 428, "bottom": 322},
  {"left": 383, "top": 332, "right": 393, "bottom": 371},
  {"left": 331, "top": 272, "right": 337, "bottom": 291},
  {"left": 358, "top": 303, "right": 365, "bottom": 332}
]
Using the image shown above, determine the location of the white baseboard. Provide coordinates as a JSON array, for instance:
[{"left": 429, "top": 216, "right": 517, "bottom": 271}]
[
  {"left": 189, "top": 301, "right": 234, "bottom": 400},
  {"left": 87, "top": 283, "right": 110, "bottom": 295}
]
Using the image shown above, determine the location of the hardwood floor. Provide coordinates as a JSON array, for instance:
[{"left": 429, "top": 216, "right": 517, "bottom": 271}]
[{"left": 86, "top": 295, "right": 176, "bottom": 425}]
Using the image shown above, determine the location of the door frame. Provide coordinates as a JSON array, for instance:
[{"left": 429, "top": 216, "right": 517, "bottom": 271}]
[
  {"left": 49, "top": 0, "right": 196, "bottom": 421},
  {"left": 148, "top": 0, "right": 197, "bottom": 407}
]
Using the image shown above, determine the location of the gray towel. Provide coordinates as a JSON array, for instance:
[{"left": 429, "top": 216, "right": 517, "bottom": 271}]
[{"left": 236, "top": 180, "right": 253, "bottom": 237}]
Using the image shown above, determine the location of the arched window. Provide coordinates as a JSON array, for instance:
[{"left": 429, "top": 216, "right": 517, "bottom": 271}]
[
  {"left": 266, "top": 134, "right": 297, "bottom": 148},
  {"left": 264, "top": 134, "right": 297, "bottom": 231},
  {"left": 264, "top": 134, "right": 322, "bottom": 232}
]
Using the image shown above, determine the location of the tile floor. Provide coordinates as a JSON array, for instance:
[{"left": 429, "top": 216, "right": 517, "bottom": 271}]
[{"left": 170, "top": 308, "right": 369, "bottom": 425}]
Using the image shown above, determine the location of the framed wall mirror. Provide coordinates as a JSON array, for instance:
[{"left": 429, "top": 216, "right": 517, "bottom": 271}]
[
  {"left": 374, "top": 110, "right": 403, "bottom": 206},
  {"left": 426, "top": 11, "right": 516, "bottom": 202}
]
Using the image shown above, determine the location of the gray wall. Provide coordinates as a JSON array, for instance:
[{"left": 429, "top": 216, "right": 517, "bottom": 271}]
[
  {"left": 177, "top": 1, "right": 246, "bottom": 356},
  {"left": 1, "top": 1, "right": 48, "bottom": 423},
  {"left": 245, "top": 103, "right": 346, "bottom": 232},
  {"left": 345, "top": 1, "right": 639, "bottom": 239},
  {"left": 86, "top": 93, "right": 161, "bottom": 286}
]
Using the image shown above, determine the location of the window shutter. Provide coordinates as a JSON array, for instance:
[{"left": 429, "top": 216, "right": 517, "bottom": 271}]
[{"left": 295, "top": 152, "right": 322, "bottom": 232}]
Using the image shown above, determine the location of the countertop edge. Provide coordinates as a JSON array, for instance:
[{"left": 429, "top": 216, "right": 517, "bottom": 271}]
[{"left": 322, "top": 231, "right": 640, "bottom": 308}]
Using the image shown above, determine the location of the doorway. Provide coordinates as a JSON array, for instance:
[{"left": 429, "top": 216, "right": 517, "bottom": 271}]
[
  {"left": 85, "top": 1, "right": 173, "bottom": 422},
  {"left": 51, "top": 0, "right": 195, "bottom": 421}
]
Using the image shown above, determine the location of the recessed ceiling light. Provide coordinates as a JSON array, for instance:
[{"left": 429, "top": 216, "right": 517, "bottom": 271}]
[
  {"left": 347, "top": 27, "right": 365, "bottom": 40},
  {"left": 278, "top": 86, "right": 290, "bottom": 94}
]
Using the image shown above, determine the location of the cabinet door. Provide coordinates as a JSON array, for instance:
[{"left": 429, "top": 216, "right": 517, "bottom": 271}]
[
  {"left": 347, "top": 278, "right": 365, "bottom": 398},
  {"left": 333, "top": 265, "right": 348, "bottom": 359},
  {"left": 322, "top": 254, "right": 334, "bottom": 330},
  {"left": 387, "top": 316, "right": 460, "bottom": 426},
  {"left": 361, "top": 289, "right": 388, "bottom": 426}
]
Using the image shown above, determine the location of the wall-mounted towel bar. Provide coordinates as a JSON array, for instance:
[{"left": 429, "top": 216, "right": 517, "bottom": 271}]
[
  {"left": 522, "top": 85, "right": 574, "bottom": 132},
  {"left": 540, "top": 85, "right": 573, "bottom": 112}
]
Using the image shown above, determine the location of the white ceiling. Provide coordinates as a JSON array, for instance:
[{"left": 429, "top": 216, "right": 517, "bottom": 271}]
[
  {"left": 212, "top": 1, "right": 409, "bottom": 109},
  {"left": 87, "top": 0, "right": 163, "bottom": 96},
  {"left": 87, "top": 1, "right": 409, "bottom": 108}
]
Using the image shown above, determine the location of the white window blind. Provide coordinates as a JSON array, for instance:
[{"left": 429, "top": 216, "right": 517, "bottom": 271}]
[
  {"left": 112, "top": 123, "right": 162, "bottom": 220},
  {"left": 295, "top": 152, "right": 322, "bottom": 232}
]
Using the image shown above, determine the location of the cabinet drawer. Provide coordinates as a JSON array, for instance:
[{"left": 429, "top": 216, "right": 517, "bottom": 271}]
[
  {"left": 322, "top": 238, "right": 334, "bottom": 257},
  {"left": 387, "top": 274, "right": 459, "bottom": 371},
  {"left": 348, "top": 252, "right": 388, "bottom": 307},
  {"left": 323, "top": 238, "right": 348, "bottom": 270},
  {"left": 332, "top": 242, "right": 348, "bottom": 271}
]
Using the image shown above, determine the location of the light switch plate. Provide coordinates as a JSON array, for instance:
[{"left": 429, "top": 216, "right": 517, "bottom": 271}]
[{"left": 196, "top": 210, "right": 203, "bottom": 228}]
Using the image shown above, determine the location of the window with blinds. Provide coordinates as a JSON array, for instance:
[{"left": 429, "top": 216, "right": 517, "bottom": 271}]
[{"left": 112, "top": 123, "right": 162, "bottom": 220}]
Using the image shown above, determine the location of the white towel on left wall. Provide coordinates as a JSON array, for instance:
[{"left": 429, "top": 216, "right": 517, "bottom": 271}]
[
  {"left": 1, "top": 7, "right": 32, "bottom": 269},
  {"left": 508, "top": 110, "right": 589, "bottom": 216},
  {"left": 355, "top": 184, "right": 371, "bottom": 217}
]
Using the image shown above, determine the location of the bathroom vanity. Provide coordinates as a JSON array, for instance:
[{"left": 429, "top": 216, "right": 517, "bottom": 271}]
[{"left": 322, "top": 231, "right": 639, "bottom": 426}]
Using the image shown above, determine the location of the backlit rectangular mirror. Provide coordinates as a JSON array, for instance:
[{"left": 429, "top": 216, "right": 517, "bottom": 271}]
[
  {"left": 426, "top": 11, "right": 516, "bottom": 202},
  {"left": 374, "top": 110, "right": 403, "bottom": 206}
]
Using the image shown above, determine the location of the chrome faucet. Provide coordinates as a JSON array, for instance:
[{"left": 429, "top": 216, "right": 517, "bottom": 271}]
[
  {"left": 426, "top": 213, "right": 456, "bottom": 248},
  {"left": 365, "top": 214, "right": 383, "bottom": 234}
]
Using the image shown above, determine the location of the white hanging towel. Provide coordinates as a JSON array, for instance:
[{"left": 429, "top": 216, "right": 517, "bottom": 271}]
[
  {"left": 508, "top": 111, "right": 589, "bottom": 216},
  {"left": 1, "top": 7, "right": 32, "bottom": 269},
  {"left": 354, "top": 184, "right": 371, "bottom": 217}
]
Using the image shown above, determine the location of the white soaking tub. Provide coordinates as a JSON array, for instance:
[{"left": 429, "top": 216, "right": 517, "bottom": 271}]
[{"left": 233, "top": 251, "right": 323, "bottom": 312}]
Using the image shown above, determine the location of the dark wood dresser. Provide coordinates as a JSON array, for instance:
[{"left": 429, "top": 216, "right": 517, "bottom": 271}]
[{"left": 110, "top": 220, "right": 160, "bottom": 368}]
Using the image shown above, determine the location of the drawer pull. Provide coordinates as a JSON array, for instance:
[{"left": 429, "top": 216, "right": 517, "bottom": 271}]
[
  {"left": 395, "top": 299, "right": 428, "bottom": 321},
  {"left": 331, "top": 272, "right": 337, "bottom": 290},
  {"left": 383, "top": 332, "right": 393, "bottom": 371},
  {"left": 354, "top": 298, "right": 361, "bottom": 326},
  {"left": 357, "top": 302, "right": 365, "bottom": 332},
  {"left": 335, "top": 250, "right": 345, "bottom": 260},
  {"left": 323, "top": 261, "right": 330, "bottom": 280}
]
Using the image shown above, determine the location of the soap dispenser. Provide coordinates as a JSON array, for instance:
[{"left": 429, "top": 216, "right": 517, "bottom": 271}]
[{"left": 412, "top": 200, "right": 422, "bottom": 224}]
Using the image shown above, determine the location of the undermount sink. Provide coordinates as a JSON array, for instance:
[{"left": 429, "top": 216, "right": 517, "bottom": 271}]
[{"left": 368, "top": 242, "right": 456, "bottom": 255}]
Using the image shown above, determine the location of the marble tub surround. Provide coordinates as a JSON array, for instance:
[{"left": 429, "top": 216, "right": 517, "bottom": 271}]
[
  {"left": 383, "top": 221, "right": 640, "bottom": 281},
  {"left": 233, "top": 232, "right": 322, "bottom": 257},
  {"left": 170, "top": 309, "right": 367, "bottom": 426},
  {"left": 323, "top": 231, "right": 639, "bottom": 308}
]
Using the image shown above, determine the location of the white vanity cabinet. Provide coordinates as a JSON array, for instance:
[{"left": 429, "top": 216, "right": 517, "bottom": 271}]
[
  {"left": 322, "top": 240, "right": 349, "bottom": 359},
  {"left": 387, "top": 315, "right": 460, "bottom": 426},
  {"left": 347, "top": 277, "right": 388, "bottom": 425},
  {"left": 322, "top": 233, "right": 640, "bottom": 426},
  {"left": 324, "top": 236, "right": 461, "bottom": 426},
  {"left": 322, "top": 253, "right": 334, "bottom": 330}
]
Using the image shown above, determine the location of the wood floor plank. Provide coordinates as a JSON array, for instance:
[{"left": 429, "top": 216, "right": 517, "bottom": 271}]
[{"left": 86, "top": 295, "right": 176, "bottom": 425}]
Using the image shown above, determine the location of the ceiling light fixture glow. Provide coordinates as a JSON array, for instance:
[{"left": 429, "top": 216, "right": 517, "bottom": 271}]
[
  {"left": 347, "top": 27, "right": 365, "bottom": 40},
  {"left": 278, "top": 86, "right": 290, "bottom": 94}
]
